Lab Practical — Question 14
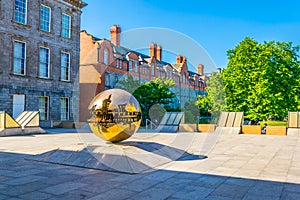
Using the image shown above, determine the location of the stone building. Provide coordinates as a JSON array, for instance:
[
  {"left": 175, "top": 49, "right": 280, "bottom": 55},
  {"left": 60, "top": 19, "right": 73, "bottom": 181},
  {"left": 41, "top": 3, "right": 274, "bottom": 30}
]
[
  {"left": 0, "top": 0, "right": 87, "bottom": 127},
  {"left": 80, "top": 25, "right": 208, "bottom": 122}
]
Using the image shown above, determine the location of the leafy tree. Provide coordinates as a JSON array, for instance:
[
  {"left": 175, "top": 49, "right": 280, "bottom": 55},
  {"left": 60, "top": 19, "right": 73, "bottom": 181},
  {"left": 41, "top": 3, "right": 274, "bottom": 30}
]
[
  {"left": 183, "top": 100, "right": 199, "bottom": 123},
  {"left": 196, "top": 72, "right": 226, "bottom": 119},
  {"left": 116, "top": 76, "right": 176, "bottom": 125},
  {"left": 132, "top": 78, "right": 176, "bottom": 118},
  {"left": 223, "top": 37, "right": 300, "bottom": 121},
  {"left": 116, "top": 75, "right": 141, "bottom": 94}
]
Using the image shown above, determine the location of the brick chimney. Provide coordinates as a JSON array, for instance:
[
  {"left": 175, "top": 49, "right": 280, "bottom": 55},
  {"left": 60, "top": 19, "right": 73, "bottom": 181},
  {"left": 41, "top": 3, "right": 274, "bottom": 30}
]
[
  {"left": 110, "top": 25, "right": 121, "bottom": 47},
  {"left": 150, "top": 42, "right": 157, "bottom": 58},
  {"left": 176, "top": 55, "right": 183, "bottom": 63},
  {"left": 157, "top": 45, "right": 162, "bottom": 61},
  {"left": 198, "top": 64, "right": 204, "bottom": 75}
]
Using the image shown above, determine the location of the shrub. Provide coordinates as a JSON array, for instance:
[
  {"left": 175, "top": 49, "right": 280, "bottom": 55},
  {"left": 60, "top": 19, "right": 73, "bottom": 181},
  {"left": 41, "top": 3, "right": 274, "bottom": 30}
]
[{"left": 258, "top": 121, "right": 287, "bottom": 127}]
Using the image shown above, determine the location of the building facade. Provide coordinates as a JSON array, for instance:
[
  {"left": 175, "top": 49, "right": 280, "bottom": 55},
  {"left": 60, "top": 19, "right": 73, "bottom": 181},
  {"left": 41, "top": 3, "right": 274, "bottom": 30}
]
[
  {"left": 80, "top": 25, "right": 208, "bottom": 122},
  {"left": 0, "top": 0, "right": 86, "bottom": 127}
]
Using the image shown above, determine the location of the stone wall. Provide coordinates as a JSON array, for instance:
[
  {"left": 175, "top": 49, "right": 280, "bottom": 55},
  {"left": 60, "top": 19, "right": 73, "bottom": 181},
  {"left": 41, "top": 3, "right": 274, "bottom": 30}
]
[{"left": 0, "top": 0, "right": 86, "bottom": 127}]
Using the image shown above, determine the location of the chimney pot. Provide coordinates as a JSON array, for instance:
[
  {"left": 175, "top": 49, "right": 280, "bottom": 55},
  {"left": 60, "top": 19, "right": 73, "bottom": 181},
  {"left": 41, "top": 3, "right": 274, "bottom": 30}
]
[
  {"left": 176, "top": 55, "right": 183, "bottom": 64},
  {"left": 198, "top": 64, "right": 204, "bottom": 75},
  {"left": 157, "top": 45, "right": 162, "bottom": 61},
  {"left": 150, "top": 42, "right": 157, "bottom": 58},
  {"left": 110, "top": 25, "right": 121, "bottom": 47}
]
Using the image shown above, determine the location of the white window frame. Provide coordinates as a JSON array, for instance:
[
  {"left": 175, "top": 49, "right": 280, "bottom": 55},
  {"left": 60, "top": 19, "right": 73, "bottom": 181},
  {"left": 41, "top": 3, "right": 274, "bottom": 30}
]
[
  {"left": 60, "top": 97, "right": 69, "bottom": 120},
  {"left": 14, "top": 0, "right": 27, "bottom": 24},
  {"left": 120, "top": 60, "right": 123, "bottom": 69},
  {"left": 105, "top": 72, "right": 111, "bottom": 89},
  {"left": 39, "top": 96, "right": 49, "bottom": 121},
  {"left": 40, "top": 4, "right": 51, "bottom": 32},
  {"left": 39, "top": 47, "right": 50, "bottom": 78},
  {"left": 134, "top": 61, "right": 138, "bottom": 73},
  {"left": 151, "top": 64, "right": 155, "bottom": 76},
  {"left": 103, "top": 49, "right": 108, "bottom": 65},
  {"left": 116, "top": 59, "right": 119, "bottom": 68},
  {"left": 60, "top": 51, "right": 70, "bottom": 81},
  {"left": 13, "top": 40, "right": 26, "bottom": 75},
  {"left": 61, "top": 13, "right": 71, "bottom": 38},
  {"left": 129, "top": 60, "right": 133, "bottom": 71}
]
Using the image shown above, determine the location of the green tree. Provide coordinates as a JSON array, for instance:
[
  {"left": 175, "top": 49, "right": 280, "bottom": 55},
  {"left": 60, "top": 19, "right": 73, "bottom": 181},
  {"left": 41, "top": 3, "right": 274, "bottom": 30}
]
[
  {"left": 196, "top": 72, "right": 226, "bottom": 119},
  {"left": 133, "top": 78, "right": 176, "bottom": 117},
  {"left": 223, "top": 37, "right": 300, "bottom": 121},
  {"left": 116, "top": 75, "right": 141, "bottom": 94},
  {"left": 183, "top": 100, "right": 199, "bottom": 123}
]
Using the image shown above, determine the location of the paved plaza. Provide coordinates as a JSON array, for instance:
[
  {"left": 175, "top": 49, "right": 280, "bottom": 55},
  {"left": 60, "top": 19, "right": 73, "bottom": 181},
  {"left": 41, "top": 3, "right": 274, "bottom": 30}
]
[{"left": 0, "top": 129, "right": 300, "bottom": 199}]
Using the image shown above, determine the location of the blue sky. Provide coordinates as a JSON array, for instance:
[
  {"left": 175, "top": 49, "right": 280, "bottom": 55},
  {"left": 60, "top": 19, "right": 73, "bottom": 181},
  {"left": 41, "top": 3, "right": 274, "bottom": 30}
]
[{"left": 81, "top": 0, "right": 300, "bottom": 71}]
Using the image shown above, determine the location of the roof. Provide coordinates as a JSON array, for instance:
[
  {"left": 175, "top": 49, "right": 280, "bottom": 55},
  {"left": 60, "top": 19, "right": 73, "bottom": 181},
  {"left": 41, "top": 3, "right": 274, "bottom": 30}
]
[
  {"left": 63, "top": 0, "right": 87, "bottom": 8},
  {"left": 84, "top": 31, "right": 204, "bottom": 77},
  {"left": 172, "top": 63, "right": 184, "bottom": 73}
]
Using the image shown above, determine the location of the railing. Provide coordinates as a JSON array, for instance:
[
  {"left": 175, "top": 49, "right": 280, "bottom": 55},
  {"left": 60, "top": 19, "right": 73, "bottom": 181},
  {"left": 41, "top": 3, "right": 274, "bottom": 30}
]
[{"left": 145, "top": 119, "right": 157, "bottom": 130}]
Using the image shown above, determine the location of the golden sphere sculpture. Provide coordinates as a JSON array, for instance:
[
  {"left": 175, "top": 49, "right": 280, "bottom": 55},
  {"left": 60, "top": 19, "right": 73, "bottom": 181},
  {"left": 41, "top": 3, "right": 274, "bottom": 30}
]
[{"left": 88, "top": 89, "right": 142, "bottom": 143}]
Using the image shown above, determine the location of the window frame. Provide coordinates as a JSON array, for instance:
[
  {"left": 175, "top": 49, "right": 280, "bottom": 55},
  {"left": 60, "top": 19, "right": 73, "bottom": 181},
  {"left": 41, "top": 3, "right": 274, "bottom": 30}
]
[
  {"left": 39, "top": 47, "right": 50, "bottom": 78},
  {"left": 61, "top": 13, "right": 71, "bottom": 38},
  {"left": 120, "top": 60, "right": 123, "bottom": 69},
  {"left": 105, "top": 72, "right": 111, "bottom": 89},
  {"left": 14, "top": 0, "right": 27, "bottom": 24},
  {"left": 60, "top": 51, "right": 70, "bottom": 81},
  {"left": 39, "top": 96, "right": 49, "bottom": 121},
  {"left": 116, "top": 59, "right": 119, "bottom": 68},
  {"left": 151, "top": 64, "right": 155, "bottom": 76},
  {"left": 60, "top": 97, "right": 69, "bottom": 120},
  {"left": 134, "top": 61, "right": 138, "bottom": 73},
  {"left": 129, "top": 60, "right": 133, "bottom": 71},
  {"left": 13, "top": 40, "right": 26, "bottom": 75},
  {"left": 40, "top": 4, "right": 51, "bottom": 32},
  {"left": 103, "top": 49, "right": 108, "bottom": 65}
]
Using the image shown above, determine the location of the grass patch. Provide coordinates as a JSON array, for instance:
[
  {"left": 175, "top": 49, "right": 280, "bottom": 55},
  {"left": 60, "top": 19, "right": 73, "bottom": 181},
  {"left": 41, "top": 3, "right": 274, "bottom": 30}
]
[{"left": 259, "top": 121, "right": 287, "bottom": 127}]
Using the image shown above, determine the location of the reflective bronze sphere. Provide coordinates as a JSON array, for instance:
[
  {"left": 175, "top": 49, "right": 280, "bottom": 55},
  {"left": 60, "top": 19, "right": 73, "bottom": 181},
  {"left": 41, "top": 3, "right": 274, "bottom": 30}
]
[{"left": 88, "top": 89, "right": 142, "bottom": 143}]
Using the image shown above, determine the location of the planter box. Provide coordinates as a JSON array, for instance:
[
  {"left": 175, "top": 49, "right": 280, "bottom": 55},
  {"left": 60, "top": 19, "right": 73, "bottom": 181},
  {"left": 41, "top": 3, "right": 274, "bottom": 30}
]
[
  {"left": 178, "top": 124, "right": 196, "bottom": 132},
  {"left": 266, "top": 126, "right": 286, "bottom": 136},
  {"left": 198, "top": 124, "right": 216, "bottom": 133},
  {"left": 242, "top": 125, "right": 261, "bottom": 134}
]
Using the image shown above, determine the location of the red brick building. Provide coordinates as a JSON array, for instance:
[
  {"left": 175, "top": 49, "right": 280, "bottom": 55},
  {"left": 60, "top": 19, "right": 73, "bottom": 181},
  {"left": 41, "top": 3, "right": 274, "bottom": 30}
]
[{"left": 80, "top": 25, "right": 207, "bottom": 122}]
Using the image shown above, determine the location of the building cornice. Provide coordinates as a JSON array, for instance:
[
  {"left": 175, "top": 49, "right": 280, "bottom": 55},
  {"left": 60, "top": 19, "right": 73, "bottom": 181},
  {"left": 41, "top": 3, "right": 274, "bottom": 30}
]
[{"left": 63, "top": 0, "right": 87, "bottom": 8}]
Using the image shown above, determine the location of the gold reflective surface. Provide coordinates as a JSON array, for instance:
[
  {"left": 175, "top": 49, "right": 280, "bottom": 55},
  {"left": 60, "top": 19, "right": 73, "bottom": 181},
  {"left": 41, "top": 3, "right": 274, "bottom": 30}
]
[{"left": 88, "top": 89, "right": 141, "bottom": 143}]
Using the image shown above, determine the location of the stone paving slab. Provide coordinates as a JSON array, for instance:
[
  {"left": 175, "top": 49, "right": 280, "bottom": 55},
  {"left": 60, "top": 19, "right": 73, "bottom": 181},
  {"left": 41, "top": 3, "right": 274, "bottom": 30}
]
[
  {"left": 0, "top": 129, "right": 300, "bottom": 199},
  {"left": 28, "top": 132, "right": 199, "bottom": 174}
]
